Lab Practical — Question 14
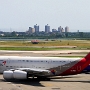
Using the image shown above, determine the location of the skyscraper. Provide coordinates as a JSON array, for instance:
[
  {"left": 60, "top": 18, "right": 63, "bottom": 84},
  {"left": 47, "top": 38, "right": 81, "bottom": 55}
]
[
  {"left": 45, "top": 24, "right": 50, "bottom": 33},
  {"left": 27, "top": 27, "right": 35, "bottom": 34},
  {"left": 58, "top": 26, "right": 62, "bottom": 33},
  {"left": 61, "top": 28, "right": 64, "bottom": 32},
  {"left": 34, "top": 24, "right": 39, "bottom": 33},
  {"left": 28, "top": 27, "right": 32, "bottom": 34},
  {"left": 65, "top": 26, "right": 69, "bottom": 32}
]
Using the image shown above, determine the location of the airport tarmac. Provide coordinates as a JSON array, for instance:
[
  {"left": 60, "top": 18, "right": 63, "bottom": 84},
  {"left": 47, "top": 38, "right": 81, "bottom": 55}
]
[
  {"left": 0, "top": 50, "right": 90, "bottom": 90},
  {"left": 0, "top": 74, "right": 90, "bottom": 90},
  {"left": 0, "top": 50, "right": 89, "bottom": 57}
]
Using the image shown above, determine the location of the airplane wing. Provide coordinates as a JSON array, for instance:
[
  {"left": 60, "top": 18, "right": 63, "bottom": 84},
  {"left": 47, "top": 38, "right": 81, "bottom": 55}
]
[{"left": 10, "top": 68, "right": 51, "bottom": 76}]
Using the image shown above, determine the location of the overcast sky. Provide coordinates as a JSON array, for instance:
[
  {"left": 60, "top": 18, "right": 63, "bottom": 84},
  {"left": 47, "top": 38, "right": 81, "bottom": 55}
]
[{"left": 0, "top": 0, "right": 90, "bottom": 32}]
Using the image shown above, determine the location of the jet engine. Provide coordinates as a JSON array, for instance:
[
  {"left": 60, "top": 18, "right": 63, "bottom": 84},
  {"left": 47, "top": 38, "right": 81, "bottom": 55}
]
[
  {"left": 13, "top": 70, "right": 27, "bottom": 79},
  {"left": 3, "top": 70, "right": 27, "bottom": 80},
  {"left": 3, "top": 71, "right": 14, "bottom": 80}
]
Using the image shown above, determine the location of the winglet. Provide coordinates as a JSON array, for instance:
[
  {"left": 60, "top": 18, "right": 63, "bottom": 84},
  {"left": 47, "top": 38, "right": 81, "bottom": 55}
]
[{"left": 85, "top": 52, "right": 90, "bottom": 60}]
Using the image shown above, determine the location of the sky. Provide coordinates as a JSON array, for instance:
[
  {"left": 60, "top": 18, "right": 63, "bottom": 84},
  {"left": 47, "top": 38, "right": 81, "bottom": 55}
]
[{"left": 0, "top": 0, "right": 90, "bottom": 32}]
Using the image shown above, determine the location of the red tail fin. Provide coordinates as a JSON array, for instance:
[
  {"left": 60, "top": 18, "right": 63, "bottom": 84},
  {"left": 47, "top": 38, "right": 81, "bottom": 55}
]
[{"left": 85, "top": 52, "right": 90, "bottom": 60}]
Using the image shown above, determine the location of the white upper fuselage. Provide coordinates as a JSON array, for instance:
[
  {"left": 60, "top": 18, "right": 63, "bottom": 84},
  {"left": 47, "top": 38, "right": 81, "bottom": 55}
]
[{"left": 0, "top": 56, "right": 80, "bottom": 73}]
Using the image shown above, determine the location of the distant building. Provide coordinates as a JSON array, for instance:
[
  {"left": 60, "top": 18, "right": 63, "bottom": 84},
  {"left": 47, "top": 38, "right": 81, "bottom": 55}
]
[
  {"left": 77, "top": 30, "right": 79, "bottom": 32},
  {"left": 61, "top": 28, "right": 64, "bottom": 32},
  {"left": 52, "top": 29, "right": 57, "bottom": 33},
  {"left": 27, "top": 27, "right": 35, "bottom": 34},
  {"left": 31, "top": 28, "right": 35, "bottom": 33},
  {"left": 65, "top": 26, "right": 69, "bottom": 32},
  {"left": 58, "top": 26, "right": 62, "bottom": 33},
  {"left": 29, "top": 27, "right": 32, "bottom": 33},
  {"left": 45, "top": 24, "right": 50, "bottom": 33},
  {"left": 34, "top": 24, "right": 39, "bottom": 33},
  {"left": 0, "top": 34, "right": 4, "bottom": 36}
]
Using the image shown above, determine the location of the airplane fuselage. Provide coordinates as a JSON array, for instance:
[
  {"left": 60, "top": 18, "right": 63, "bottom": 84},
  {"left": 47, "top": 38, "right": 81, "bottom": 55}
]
[{"left": 0, "top": 56, "right": 89, "bottom": 76}]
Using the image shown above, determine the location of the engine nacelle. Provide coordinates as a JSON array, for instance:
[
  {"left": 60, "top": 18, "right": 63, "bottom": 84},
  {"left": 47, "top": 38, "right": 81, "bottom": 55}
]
[
  {"left": 13, "top": 70, "right": 27, "bottom": 79},
  {"left": 3, "top": 71, "right": 14, "bottom": 80},
  {"left": 3, "top": 70, "right": 27, "bottom": 80}
]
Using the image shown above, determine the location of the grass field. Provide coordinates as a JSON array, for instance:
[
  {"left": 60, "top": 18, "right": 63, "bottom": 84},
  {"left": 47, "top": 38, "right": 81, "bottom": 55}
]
[{"left": 0, "top": 40, "right": 90, "bottom": 51}]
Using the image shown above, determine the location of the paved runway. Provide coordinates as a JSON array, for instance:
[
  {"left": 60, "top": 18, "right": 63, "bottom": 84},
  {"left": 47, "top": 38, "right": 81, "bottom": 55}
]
[
  {"left": 0, "top": 50, "right": 89, "bottom": 57},
  {"left": 0, "top": 74, "right": 90, "bottom": 90}
]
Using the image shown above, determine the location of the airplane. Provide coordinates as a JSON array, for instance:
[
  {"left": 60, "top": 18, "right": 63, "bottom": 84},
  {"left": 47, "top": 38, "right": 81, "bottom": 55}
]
[{"left": 0, "top": 52, "right": 90, "bottom": 80}]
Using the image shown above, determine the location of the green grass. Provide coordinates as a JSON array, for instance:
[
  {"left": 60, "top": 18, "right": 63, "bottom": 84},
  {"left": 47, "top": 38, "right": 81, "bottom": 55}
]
[
  {"left": 0, "top": 47, "right": 78, "bottom": 51},
  {"left": 0, "top": 40, "right": 90, "bottom": 51}
]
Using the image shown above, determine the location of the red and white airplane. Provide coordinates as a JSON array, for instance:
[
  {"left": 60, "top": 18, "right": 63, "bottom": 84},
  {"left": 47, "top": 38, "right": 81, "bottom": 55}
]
[{"left": 0, "top": 52, "right": 90, "bottom": 80}]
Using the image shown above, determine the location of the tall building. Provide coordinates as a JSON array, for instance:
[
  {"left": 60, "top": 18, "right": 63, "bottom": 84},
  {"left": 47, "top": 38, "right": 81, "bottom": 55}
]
[
  {"left": 31, "top": 28, "right": 35, "bottom": 33},
  {"left": 65, "top": 26, "right": 69, "bottom": 32},
  {"left": 27, "top": 27, "right": 35, "bottom": 34},
  {"left": 28, "top": 27, "right": 32, "bottom": 34},
  {"left": 61, "top": 28, "right": 64, "bottom": 32},
  {"left": 45, "top": 24, "right": 50, "bottom": 33},
  {"left": 34, "top": 24, "right": 39, "bottom": 33},
  {"left": 58, "top": 26, "right": 62, "bottom": 33}
]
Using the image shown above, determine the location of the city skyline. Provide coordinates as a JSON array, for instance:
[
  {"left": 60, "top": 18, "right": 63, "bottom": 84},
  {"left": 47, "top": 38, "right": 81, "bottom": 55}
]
[
  {"left": 27, "top": 24, "right": 69, "bottom": 33},
  {"left": 0, "top": 0, "right": 90, "bottom": 32},
  {"left": 0, "top": 25, "right": 90, "bottom": 32}
]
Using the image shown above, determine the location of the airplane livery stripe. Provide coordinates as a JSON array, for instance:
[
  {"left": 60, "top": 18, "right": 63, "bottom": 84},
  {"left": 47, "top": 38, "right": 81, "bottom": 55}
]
[
  {"left": 49, "top": 59, "right": 80, "bottom": 75},
  {"left": 60, "top": 57, "right": 90, "bottom": 76}
]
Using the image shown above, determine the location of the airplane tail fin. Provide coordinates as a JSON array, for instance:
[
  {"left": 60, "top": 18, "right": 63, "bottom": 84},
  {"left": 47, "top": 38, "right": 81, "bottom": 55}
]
[{"left": 84, "top": 52, "right": 90, "bottom": 60}]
